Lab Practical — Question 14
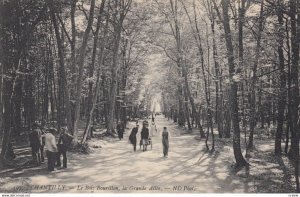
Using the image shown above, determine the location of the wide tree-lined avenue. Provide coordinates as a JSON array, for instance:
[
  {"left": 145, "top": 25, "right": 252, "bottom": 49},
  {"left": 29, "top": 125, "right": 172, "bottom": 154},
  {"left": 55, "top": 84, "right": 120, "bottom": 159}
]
[{"left": 0, "top": 0, "right": 299, "bottom": 193}]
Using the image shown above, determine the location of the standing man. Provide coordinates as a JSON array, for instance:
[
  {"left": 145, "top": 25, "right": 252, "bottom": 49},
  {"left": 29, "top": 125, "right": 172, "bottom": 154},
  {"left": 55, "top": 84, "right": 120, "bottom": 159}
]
[
  {"left": 162, "top": 127, "right": 169, "bottom": 157},
  {"left": 117, "top": 122, "right": 125, "bottom": 140},
  {"left": 141, "top": 121, "right": 149, "bottom": 152},
  {"left": 129, "top": 123, "right": 139, "bottom": 152},
  {"left": 56, "top": 127, "right": 72, "bottom": 169},
  {"left": 45, "top": 128, "right": 58, "bottom": 172},
  {"left": 29, "top": 123, "right": 42, "bottom": 166}
]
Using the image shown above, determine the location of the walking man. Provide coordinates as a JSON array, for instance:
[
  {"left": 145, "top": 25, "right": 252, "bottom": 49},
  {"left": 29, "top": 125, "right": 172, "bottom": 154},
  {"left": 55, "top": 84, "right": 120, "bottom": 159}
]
[
  {"left": 45, "top": 128, "right": 58, "bottom": 172},
  {"left": 162, "top": 127, "right": 169, "bottom": 157},
  {"left": 129, "top": 123, "right": 139, "bottom": 151}
]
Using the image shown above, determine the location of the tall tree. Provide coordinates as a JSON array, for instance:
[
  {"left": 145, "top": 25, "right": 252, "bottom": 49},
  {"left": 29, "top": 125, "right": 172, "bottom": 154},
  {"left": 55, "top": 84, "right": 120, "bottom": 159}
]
[
  {"left": 221, "top": 0, "right": 248, "bottom": 168},
  {"left": 288, "top": 0, "right": 300, "bottom": 191},
  {"left": 107, "top": 0, "right": 132, "bottom": 134},
  {"left": 274, "top": 0, "right": 287, "bottom": 155},
  {"left": 73, "top": 0, "right": 96, "bottom": 141},
  {"left": 82, "top": 4, "right": 109, "bottom": 144},
  {"left": 248, "top": 0, "right": 265, "bottom": 151},
  {"left": 47, "top": 0, "right": 72, "bottom": 133}
]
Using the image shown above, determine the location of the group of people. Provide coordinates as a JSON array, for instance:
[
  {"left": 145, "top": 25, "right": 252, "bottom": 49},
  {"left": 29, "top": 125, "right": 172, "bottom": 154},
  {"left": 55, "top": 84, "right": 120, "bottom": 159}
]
[
  {"left": 28, "top": 115, "right": 169, "bottom": 172},
  {"left": 28, "top": 124, "right": 73, "bottom": 172},
  {"left": 128, "top": 118, "right": 169, "bottom": 157},
  {"left": 128, "top": 121, "right": 150, "bottom": 152}
]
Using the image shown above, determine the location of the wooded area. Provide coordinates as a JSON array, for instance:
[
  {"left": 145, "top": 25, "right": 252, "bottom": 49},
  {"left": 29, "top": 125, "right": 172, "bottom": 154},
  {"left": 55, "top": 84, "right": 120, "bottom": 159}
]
[{"left": 0, "top": 0, "right": 300, "bottom": 193}]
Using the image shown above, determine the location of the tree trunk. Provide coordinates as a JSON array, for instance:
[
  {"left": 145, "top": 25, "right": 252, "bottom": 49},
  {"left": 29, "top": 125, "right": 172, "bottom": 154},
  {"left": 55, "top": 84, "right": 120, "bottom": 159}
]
[
  {"left": 248, "top": 0, "right": 265, "bottom": 150},
  {"left": 73, "top": 0, "right": 96, "bottom": 141},
  {"left": 81, "top": 3, "right": 108, "bottom": 144},
  {"left": 288, "top": 0, "right": 300, "bottom": 192},
  {"left": 211, "top": 11, "right": 223, "bottom": 138},
  {"left": 47, "top": 0, "right": 72, "bottom": 134},
  {"left": 70, "top": 0, "right": 77, "bottom": 102},
  {"left": 87, "top": 0, "right": 106, "bottom": 118},
  {"left": 221, "top": 0, "right": 248, "bottom": 168},
  {"left": 0, "top": 12, "right": 14, "bottom": 159},
  {"left": 275, "top": 0, "right": 286, "bottom": 155},
  {"left": 13, "top": 79, "right": 22, "bottom": 137},
  {"left": 0, "top": 40, "right": 3, "bottom": 136},
  {"left": 107, "top": 0, "right": 130, "bottom": 134},
  {"left": 183, "top": 87, "right": 192, "bottom": 130},
  {"left": 177, "top": 84, "right": 185, "bottom": 127},
  {"left": 285, "top": 17, "right": 291, "bottom": 155}
]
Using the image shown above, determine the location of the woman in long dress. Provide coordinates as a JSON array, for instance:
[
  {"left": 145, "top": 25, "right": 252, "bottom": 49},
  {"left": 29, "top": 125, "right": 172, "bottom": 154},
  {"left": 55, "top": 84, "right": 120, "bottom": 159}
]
[
  {"left": 162, "top": 127, "right": 169, "bottom": 157},
  {"left": 129, "top": 123, "right": 139, "bottom": 151},
  {"left": 150, "top": 121, "right": 156, "bottom": 137}
]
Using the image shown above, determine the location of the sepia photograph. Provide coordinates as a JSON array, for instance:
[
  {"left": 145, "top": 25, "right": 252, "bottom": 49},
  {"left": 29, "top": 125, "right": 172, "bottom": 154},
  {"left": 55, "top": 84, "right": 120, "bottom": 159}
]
[{"left": 0, "top": 0, "right": 299, "bottom": 195}]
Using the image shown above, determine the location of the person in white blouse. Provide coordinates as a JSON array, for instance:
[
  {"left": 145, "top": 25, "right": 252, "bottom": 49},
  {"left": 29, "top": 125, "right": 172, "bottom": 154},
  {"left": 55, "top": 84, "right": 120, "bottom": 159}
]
[
  {"left": 44, "top": 128, "right": 58, "bottom": 172},
  {"left": 150, "top": 121, "right": 157, "bottom": 137}
]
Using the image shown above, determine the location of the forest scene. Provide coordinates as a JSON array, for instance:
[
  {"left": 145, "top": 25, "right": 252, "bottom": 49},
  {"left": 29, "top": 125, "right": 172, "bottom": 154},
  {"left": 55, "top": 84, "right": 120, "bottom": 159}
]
[{"left": 0, "top": 0, "right": 300, "bottom": 194}]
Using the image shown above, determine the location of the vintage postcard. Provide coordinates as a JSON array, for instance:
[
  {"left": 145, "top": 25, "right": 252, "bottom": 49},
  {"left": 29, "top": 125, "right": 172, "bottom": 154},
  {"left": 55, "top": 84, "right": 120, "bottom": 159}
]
[{"left": 0, "top": 0, "right": 298, "bottom": 195}]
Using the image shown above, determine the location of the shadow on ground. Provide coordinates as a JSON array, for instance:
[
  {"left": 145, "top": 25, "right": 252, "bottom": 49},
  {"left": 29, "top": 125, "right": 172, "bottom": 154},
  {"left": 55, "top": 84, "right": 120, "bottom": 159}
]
[{"left": 0, "top": 116, "right": 296, "bottom": 193}]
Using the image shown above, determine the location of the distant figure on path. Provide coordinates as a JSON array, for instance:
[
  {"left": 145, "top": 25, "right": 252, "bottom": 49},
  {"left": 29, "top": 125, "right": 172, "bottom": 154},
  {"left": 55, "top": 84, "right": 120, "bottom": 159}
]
[
  {"left": 40, "top": 121, "right": 46, "bottom": 162},
  {"left": 129, "top": 123, "right": 139, "bottom": 151},
  {"left": 162, "top": 127, "right": 169, "bottom": 157},
  {"left": 141, "top": 121, "right": 149, "bottom": 151},
  {"left": 45, "top": 128, "right": 58, "bottom": 172},
  {"left": 152, "top": 114, "right": 155, "bottom": 123},
  {"left": 29, "top": 123, "right": 42, "bottom": 166},
  {"left": 117, "top": 122, "right": 125, "bottom": 140},
  {"left": 150, "top": 121, "right": 157, "bottom": 136},
  {"left": 56, "top": 127, "right": 73, "bottom": 168}
]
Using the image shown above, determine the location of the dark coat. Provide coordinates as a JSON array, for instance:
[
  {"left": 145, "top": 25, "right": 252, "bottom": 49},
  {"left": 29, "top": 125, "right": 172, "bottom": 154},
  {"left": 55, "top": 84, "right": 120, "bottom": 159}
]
[
  {"left": 58, "top": 132, "right": 73, "bottom": 151},
  {"left": 117, "top": 123, "right": 124, "bottom": 139},
  {"left": 29, "top": 129, "right": 42, "bottom": 150},
  {"left": 129, "top": 127, "right": 138, "bottom": 144},
  {"left": 162, "top": 130, "right": 169, "bottom": 147},
  {"left": 141, "top": 127, "right": 149, "bottom": 140}
]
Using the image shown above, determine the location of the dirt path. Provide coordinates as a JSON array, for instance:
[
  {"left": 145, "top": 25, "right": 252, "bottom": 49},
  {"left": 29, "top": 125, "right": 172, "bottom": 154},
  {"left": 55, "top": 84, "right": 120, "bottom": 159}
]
[{"left": 0, "top": 116, "right": 294, "bottom": 193}]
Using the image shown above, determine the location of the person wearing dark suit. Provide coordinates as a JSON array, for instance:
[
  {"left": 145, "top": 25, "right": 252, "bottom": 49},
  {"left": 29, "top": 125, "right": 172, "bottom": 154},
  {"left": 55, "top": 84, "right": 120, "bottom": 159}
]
[
  {"left": 117, "top": 122, "right": 125, "bottom": 140},
  {"left": 129, "top": 123, "right": 139, "bottom": 151},
  {"left": 56, "top": 128, "right": 69, "bottom": 168},
  {"left": 29, "top": 123, "right": 42, "bottom": 166},
  {"left": 141, "top": 124, "right": 149, "bottom": 152},
  {"left": 40, "top": 132, "right": 45, "bottom": 162},
  {"left": 162, "top": 127, "right": 169, "bottom": 157}
]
